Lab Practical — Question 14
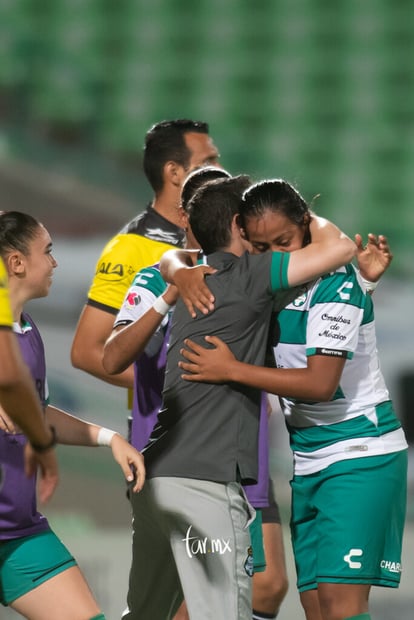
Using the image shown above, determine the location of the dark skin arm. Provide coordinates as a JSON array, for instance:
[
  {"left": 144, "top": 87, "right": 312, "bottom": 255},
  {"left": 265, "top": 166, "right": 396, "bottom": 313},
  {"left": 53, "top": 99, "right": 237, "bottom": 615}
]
[{"left": 179, "top": 335, "right": 345, "bottom": 401}]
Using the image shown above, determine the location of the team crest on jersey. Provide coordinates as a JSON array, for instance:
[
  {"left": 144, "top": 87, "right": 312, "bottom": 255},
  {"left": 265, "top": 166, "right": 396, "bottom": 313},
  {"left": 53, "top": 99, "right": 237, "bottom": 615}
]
[
  {"left": 244, "top": 546, "right": 254, "bottom": 577},
  {"left": 293, "top": 291, "right": 308, "bottom": 307},
  {"left": 126, "top": 291, "right": 141, "bottom": 307}
]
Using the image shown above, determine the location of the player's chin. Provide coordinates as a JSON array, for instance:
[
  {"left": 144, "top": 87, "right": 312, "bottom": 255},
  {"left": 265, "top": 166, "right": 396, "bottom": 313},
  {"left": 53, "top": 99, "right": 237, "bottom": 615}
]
[{"left": 34, "top": 286, "right": 50, "bottom": 299}]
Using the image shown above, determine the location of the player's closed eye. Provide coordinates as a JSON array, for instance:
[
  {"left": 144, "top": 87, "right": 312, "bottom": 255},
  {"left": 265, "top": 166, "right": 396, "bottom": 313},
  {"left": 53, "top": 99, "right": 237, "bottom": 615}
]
[{"left": 251, "top": 243, "right": 269, "bottom": 254}]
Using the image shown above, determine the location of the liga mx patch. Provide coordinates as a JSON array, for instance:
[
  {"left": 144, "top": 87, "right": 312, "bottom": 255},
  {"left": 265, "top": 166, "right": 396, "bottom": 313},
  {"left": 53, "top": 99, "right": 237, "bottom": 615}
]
[
  {"left": 126, "top": 291, "right": 141, "bottom": 307},
  {"left": 244, "top": 546, "right": 254, "bottom": 577}
]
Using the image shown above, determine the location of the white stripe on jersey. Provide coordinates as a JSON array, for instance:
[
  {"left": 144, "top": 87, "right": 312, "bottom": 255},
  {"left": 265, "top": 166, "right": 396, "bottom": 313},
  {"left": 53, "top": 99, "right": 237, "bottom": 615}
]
[{"left": 293, "top": 427, "right": 408, "bottom": 475}]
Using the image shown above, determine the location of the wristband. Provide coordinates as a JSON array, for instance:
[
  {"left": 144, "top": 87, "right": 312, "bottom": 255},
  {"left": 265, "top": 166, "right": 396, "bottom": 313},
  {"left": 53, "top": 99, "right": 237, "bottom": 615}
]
[
  {"left": 360, "top": 276, "right": 378, "bottom": 292},
  {"left": 31, "top": 425, "right": 57, "bottom": 453},
  {"left": 97, "top": 427, "right": 116, "bottom": 447},
  {"left": 152, "top": 295, "right": 172, "bottom": 316}
]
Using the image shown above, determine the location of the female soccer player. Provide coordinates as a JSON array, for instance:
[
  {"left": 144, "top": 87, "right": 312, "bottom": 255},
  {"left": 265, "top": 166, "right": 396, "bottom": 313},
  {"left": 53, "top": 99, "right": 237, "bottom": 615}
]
[
  {"left": 174, "top": 179, "right": 405, "bottom": 620},
  {"left": 0, "top": 256, "right": 59, "bottom": 503},
  {"left": 0, "top": 211, "right": 145, "bottom": 620}
]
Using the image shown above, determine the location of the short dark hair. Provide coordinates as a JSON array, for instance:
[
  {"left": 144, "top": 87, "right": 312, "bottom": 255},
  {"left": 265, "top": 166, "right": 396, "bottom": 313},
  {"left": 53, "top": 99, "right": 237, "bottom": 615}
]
[
  {"left": 181, "top": 166, "right": 231, "bottom": 212},
  {"left": 143, "top": 119, "right": 210, "bottom": 193},
  {"left": 188, "top": 175, "right": 251, "bottom": 255},
  {"left": 0, "top": 211, "right": 41, "bottom": 259}
]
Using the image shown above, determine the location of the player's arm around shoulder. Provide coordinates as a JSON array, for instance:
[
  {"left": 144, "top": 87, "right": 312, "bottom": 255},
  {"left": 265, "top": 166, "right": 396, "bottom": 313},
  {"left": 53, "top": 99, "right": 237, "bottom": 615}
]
[
  {"left": 159, "top": 249, "right": 217, "bottom": 317},
  {"left": 287, "top": 215, "right": 356, "bottom": 288}
]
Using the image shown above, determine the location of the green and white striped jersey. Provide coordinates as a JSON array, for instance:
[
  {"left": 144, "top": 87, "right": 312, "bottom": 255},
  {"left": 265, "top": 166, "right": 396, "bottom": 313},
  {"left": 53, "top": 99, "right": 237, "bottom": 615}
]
[{"left": 275, "top": 264, "right": 407, "bottom": 475}]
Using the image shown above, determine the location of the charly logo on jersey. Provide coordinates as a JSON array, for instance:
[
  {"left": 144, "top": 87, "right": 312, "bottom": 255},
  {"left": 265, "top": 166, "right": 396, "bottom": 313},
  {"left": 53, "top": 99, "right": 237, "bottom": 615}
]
[
  {"left": 182, "top": 525, "right": 232, "bottom": 559},
  {"left": 133, "top": 271, "right": 156, "bottom": 286},
  {"left": 337, "top": 280, "right": 354, "bottom": 301},
  {"left": 292, "top": 291, "right": 308, "bottom": 307},
  {"left": 344, "top": 548, "right": 363, "bottom": 569},
  {"left": 380, "top": 559, "right": 402, "bottom": 574}
]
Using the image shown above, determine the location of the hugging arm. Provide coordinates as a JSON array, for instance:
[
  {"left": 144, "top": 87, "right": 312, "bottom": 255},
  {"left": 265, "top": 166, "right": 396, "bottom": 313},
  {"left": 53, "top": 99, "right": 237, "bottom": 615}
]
[
  {"left": 159, "top": 217, "right": 356, "bottom": 314},
  {"left": 159, "top": 249, "right": 217, "bottom": 317},
  {"left": 285, "top": 216, "right": 356, "bottom": 287},
  {"left": 179, "top": 336, "right": 345, "bottom": 402},
  {"left": 103, "top": 283, "right": 178, "bottom": 375}
]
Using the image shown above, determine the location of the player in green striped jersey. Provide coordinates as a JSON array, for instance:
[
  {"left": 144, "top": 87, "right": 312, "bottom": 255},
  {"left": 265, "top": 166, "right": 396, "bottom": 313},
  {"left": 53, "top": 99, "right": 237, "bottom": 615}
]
[{"left": 177, "top": 179, "right": 405, "bottom": 620}]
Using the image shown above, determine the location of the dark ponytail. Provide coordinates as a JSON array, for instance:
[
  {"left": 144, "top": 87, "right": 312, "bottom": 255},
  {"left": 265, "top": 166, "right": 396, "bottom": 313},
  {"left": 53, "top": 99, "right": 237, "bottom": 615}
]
[{"left": 0, "top": 211, "right": 40, "bottom": 259}]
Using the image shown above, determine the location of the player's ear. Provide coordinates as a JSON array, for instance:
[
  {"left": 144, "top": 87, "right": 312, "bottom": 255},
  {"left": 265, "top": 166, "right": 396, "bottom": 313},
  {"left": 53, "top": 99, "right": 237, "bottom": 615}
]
[
  {"left": 231, "top": 213, "right": 244, "bottom": 238},
  {"left": 235, "top": 214, "right": 247, "bottom": 238},
  {"left": 6, "top": 251, "right": 25, "bottom": 275},
  {"left": 164, "top": 161, "right": 185, "bottom": 189},
  {"left": 177, "top": 207, "right": 188, "bottom": 230},
  {"left": 302, "top": 212, "right": 311, "bottom": 226}
]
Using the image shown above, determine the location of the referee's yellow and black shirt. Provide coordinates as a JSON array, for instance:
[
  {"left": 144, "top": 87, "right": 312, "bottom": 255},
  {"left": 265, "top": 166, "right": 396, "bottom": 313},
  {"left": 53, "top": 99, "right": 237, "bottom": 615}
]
[{"left": 87, "top": 205, "right": 186, "bottom": 315}]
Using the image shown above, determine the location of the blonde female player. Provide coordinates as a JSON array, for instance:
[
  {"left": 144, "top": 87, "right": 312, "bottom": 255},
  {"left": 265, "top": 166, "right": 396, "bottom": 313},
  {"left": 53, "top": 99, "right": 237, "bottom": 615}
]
[{"left": 0, "top": 210, "right": 145, "bottom": 620}]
